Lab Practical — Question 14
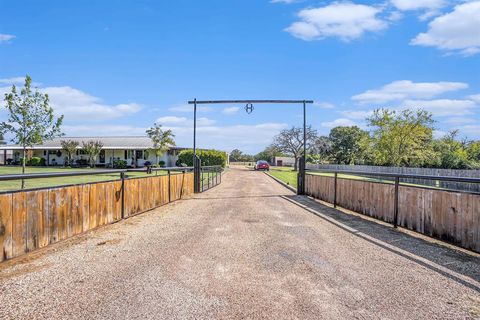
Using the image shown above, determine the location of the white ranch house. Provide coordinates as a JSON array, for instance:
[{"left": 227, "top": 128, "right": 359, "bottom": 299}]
[{"left": 0, "top": 136, "right": 185, "bottom": 167}]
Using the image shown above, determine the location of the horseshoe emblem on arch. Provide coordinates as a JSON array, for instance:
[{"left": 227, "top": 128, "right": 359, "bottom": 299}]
[{"left": 245, "top": 103, "right": 254, "bottom": 114}]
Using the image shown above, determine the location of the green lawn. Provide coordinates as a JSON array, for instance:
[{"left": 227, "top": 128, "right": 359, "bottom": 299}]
[
  {"left": 268, "top": 167, "right": 298, "bottom": 188},
  {"left": 267, "top": 166, "right": 400, "bottom": 190},
  {"left": 267, "top": 166, "right": 450, "bottom": 191},
  {"left": 0, "top": 166, "right": 168, "bottom": 192}
]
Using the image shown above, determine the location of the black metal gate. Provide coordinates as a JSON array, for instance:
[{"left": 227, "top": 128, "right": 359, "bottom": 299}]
[
  {"left": 193, "top": 155, "right": 223, "bottom": 193},
  {"left": 200, "top": 165, "right": 222, "bottom": 192}
]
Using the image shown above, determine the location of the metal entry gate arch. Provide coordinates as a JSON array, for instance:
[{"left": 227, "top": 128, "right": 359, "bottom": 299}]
[{"left": 188, "top": 99, "right": 314, "bottom": 195}]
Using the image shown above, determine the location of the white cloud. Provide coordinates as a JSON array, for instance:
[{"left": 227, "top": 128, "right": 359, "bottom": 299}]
[
  {"left": 0, "top": 34, "right": 15, "bottom": 43},
  {"left": 0, "top": 77, "right": 25, "bottom": 85},
  {"left": 390, "top": 0, "right": 445, "bottom": 19},
  {"left": 468, "top": 94, "right": 480, "bottom": 104},
  {"left": 402, "top": 99, "right": 477, "bottom": 116},
  {"left": 168, "top": 104, "right": 213, "bottom": 113},
  {"left": 443, "top": 117, "right": 477, "bottom": 125},
  {"left": 341, "top": 110, "right": 373, "bottom": 119},
  {"left": 456, "top": 125, "right": 480, "bottom": 137},
  {"left": 313, "top": 102, "right": 335, "bottom": 109},
  {"left": 156, "top": 116, "right": 188, "bottom": 124},
  {"left": 63, "top": 125, "right": 148, "bottom": 136},
  {"left": 285, "top": 2, "right": 387, "bottom": 41},
  {"left": 197, "top": 117, "right": 216, "bottom": 126},
  {"left": 222, "top": 106, "right": 240, "bottom": 115},
  {"left": 155, "top": 116, "right": 215, "bottom": 127},
  {"left": 352, "top": 80, "right": 468, "bottom": 104},
  {"left": 0, "top": 83, "right": 142, "bottom": 121},
  {"left": 321, "top": 118, "right": 357, "bottom": 128},
  {"left": 411, "top": 1, "right": 480, "bottom": 56},
  {"left": 433, "top": 130, "right": 447, "bottom": 139},
  {"left": 387, "top": 11, "right": 404, "bottom": 21},
  {"left": 42, "top": 86, "right": 141, "bottom": 120}
]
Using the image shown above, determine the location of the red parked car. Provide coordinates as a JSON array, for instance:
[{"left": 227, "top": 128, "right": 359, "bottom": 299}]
[{"left": 255, "top": 160, "right": 270, "bottom": 171}]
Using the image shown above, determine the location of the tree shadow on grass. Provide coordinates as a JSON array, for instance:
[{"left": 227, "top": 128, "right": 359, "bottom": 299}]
[{"left": 283, "top": 195, "right": 480, "bottom": 292}]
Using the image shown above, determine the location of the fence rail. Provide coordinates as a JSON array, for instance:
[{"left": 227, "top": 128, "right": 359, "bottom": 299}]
[
  {"left": 0, "top": 167, "right": 194, "bottom": 262},
  {"left": 305, "top": 169, "right": 480, "bottom": 253},
  {"left": 200, "top": 166, "right": 223, "bottom": 192},
  {"left": 307, "top": 164, "right": 480, "bottom": 192}
]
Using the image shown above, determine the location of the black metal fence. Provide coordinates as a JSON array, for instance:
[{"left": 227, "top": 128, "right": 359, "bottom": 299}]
[{"left": 200, "top": 165, "right": 223, "bottom": 192}]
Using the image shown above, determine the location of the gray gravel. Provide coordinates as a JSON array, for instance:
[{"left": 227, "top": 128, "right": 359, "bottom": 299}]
[{"left": 0, "top": 167, "right": 479, "bottom": 319}]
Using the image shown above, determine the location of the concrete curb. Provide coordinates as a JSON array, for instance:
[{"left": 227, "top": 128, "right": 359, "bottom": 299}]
[{"left": 264, "top": 171, "right": 297, "bottom": 193}]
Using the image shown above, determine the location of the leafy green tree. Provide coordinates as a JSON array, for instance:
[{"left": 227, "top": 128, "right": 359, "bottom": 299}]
[
  {"left": 272, "top": 126, "right": 318, "bottom": 170},
  {"left": 82, "top": 140, "right": 103, "bottom": 168},
  {"left": 367, "top": 109, "right": 435, "bottom": 167},
  {"left": 229, "top": 149, "right": 244, "bottom": 162},
  {"left": 61, "top": 139, "right": 79, "bottom": 166},
  {"left": 329, "top": 126, "right": 370, "bottom": 164},
  {"left": 146, "top": 123, "right": 175, "bottom": 165},
  {"left": 466, "top": 141, "right": 480, "bottom": 163},
  {"left": 430, "top": 131, "right": 475, "bottom": 169},
  {"left": 0, "top": 75, "right": 64, "bottom": 188},
  {"left": 254, "top": 145, "right": 284, "bottom": 162}
]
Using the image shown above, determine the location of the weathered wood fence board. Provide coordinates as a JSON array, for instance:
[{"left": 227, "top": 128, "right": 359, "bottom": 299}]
[
  {"left": 0, "top": 172, "right": 194, "bottom": 262},
  {"left": 307, "top": 164, "right": 480, "bottom": 192},
  {"left": 305, "top": 174, "right": 480, "bottom": 252}
]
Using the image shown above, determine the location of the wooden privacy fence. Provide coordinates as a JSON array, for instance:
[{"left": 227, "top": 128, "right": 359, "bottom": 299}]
[
  {"left": 307, "top": 164, "right": 480, "bottom": 193},
  {"left": 305, "top": 172, "right": 480, "bottom": 253},
  {"left": 0, "top": 170, "right": 194, "bottom": 262}
]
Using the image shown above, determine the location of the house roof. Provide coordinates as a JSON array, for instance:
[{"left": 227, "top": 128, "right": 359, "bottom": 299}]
[{"left": 0, "top": 136, "right": 183, "bottom": 150}]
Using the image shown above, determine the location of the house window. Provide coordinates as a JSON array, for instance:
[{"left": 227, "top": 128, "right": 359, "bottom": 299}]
[{"left": 144, "top": 150, "right": 149, "bottom": 160}]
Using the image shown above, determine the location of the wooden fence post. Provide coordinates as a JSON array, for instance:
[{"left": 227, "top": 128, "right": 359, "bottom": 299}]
[
  {"left": 120, "top": 172, "right": 125, "bottom": 219},
  {"left": 393, "top": 176, "right": 399, "bottom": 228},
  {"left": 168, "top": 170, "right": 171, "bottom": 203},
  {"left": 334, "top": 172, "right": 338, "bottom": 208}
]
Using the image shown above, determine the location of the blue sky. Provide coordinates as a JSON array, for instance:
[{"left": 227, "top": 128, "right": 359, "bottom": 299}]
[{"left": 0, "top": 0, "right": 479, "bottom": 153}]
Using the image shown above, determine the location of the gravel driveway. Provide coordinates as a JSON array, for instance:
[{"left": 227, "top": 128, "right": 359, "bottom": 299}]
[{"left": 1, "top": 167, "right": 479, "bottom": 319}]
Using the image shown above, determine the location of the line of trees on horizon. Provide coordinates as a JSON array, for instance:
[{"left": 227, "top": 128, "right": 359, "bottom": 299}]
[{"left": 230, "top": 109, "right": 480, "bottom": 171}]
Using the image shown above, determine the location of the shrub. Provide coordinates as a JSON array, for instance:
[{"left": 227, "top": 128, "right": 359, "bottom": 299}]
[
  {"left": 158, "top": 160, "right": 166, "bottom": 167},
  {"left": 113, "top": 159, "right": 127, "bottom": 169},
  {"left": 177, "top": 149, "right": 227, "bottom": 167}
]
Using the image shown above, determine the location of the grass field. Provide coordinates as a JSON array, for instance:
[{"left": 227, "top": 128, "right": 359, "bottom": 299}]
[
  {"left": 267, "top": 167, "right": 298, "bottom": 188},
  {"left": 0, "top": 166, "right": 167, "bottom": 192},
  {"left": 267, "top": 166, "right": 414, "bottom": 190},
  {"left": 266, "top": 166, "right": 454, "bottom": 192}
]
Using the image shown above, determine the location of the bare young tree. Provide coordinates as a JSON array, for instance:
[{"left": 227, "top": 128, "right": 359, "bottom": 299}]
[
  {"left": 82, "top": 140, "right": 103, "bottom": 168},
  {"left": 272, "top": 126, "right": 318, "bottom": 170}
]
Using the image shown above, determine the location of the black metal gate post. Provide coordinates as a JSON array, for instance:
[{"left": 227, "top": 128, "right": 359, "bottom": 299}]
[
  {"left": 297, "top": 156, "right": 306, "bottom": 195},
  {"left": 194, "top": 155, "right": 201, "bottom": 193}
]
